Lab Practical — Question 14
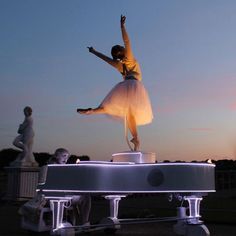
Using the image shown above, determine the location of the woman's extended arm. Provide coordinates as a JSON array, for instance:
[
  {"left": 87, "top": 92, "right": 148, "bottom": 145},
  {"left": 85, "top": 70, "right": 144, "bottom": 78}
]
[
  {"left": 87, "top": 47, "right": 122, "bottom": 70},
  {"left": 120, "top": 15, "right": 134, "bottom": 60}
]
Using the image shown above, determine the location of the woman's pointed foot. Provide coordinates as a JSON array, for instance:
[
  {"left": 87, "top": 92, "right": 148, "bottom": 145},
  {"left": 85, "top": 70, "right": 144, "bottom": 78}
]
[
  {"left": 77, "top": 108, "right": 93, "bottom": 114},
  {"left": 130, "top": 138, "right": 140, "bottom": 151}
]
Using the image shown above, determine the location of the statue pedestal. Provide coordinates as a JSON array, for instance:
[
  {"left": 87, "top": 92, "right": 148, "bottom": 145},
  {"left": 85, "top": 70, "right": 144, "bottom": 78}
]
[
  {"left": 5, "top": 166, "right": 40, "bottom": 201},
  {"left": 112, "top": 151, "right": 156, "bottom": 163}
]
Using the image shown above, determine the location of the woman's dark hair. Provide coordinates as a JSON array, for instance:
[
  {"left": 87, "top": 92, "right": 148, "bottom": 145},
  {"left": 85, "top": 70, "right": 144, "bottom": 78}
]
[{"left": 111, "top": 45, "right": 125, "bottom": 60}]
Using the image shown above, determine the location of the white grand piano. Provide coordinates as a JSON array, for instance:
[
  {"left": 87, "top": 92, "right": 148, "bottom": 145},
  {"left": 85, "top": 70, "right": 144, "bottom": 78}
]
[{"left": 36, "top": 152, "right": 215, "bottom": 236}]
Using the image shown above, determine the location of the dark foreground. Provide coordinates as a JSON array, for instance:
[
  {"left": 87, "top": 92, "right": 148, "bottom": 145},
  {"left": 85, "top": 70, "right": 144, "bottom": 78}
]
[{"left": 0, "top": 200, "right": 235, "bottom": 236}]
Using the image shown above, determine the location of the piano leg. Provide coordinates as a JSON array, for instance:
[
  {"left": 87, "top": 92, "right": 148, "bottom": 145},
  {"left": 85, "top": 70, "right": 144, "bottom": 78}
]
[
  {"left": 184, "top": 195, "right": 202, "bottom": 224},
  {"left": 104, "top": 195, "right": 126, "bottom": 219},
  {"left": 99, "top": 195, "right": 126, "bottom": 234},
  {"left": 174, "top": 195, "right": 210, "bottom": 236},
  {"left": 49, "top": 198, "right": 73, "bottom": 235}
]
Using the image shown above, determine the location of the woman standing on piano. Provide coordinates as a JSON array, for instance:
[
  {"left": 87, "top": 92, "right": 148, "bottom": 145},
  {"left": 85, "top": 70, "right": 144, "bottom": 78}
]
[{"left": 77, "top": 15, "right": 153, "bottom": 151}]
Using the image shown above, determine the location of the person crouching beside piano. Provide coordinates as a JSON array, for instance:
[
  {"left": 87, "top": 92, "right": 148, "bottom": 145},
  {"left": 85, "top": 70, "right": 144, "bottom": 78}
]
[
  {"left": 19, "top": 148, "right": 91, "bottom": 231},
  {"left": 48, "top": 148, "right": 91, "bottom": 226}
]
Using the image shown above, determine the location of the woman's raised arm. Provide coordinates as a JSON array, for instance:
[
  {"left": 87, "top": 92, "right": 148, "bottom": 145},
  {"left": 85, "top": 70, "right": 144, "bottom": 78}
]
[{"left": 120, "top": 15, "right": 134, "bottom": 59}]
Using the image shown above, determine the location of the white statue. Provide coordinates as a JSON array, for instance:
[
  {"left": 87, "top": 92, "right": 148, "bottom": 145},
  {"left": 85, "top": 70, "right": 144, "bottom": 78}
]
[{"left": 12, "top": 106, "right": 38, "bottom": 167}]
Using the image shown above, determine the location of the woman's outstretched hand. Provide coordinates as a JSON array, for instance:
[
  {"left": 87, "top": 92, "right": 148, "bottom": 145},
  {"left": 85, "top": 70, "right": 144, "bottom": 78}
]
[
  {"left": 120, "top": 15, "right": 126, "bottom": 27},
  {"left": 87, "top": 46, "right": 95, "bottom": 53}
]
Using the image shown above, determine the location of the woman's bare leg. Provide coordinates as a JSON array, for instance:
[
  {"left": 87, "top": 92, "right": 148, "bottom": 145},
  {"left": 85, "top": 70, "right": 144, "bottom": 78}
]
[
  {"left": 78, "top": 107, "right": 140, "bottom": 150},
  {"left": 126, "top": 112, "right": 140, "bottom": 151}
]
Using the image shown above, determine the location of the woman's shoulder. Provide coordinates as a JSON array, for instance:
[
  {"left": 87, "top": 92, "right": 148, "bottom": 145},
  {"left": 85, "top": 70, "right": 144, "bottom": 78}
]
[{"left": 123, "top": 56, "right": 138, "bottom": 65}]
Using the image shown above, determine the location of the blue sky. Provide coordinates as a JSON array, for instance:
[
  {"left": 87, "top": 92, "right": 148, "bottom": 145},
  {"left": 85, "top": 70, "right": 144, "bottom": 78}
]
[{"left": 1, "top": 0, "right": 236, "bottom": 161}]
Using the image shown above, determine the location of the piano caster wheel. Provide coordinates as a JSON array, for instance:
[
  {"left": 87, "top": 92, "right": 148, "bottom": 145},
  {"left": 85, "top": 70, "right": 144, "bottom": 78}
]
[
  {"left": 185, "top": 224, "right": 210, "bottom": 236},
  {"left": 51, "top": 222, "right": 75, "bottom": 236},
  {"left": 100, "top": 217, "right": 120, "bottom": 235}
]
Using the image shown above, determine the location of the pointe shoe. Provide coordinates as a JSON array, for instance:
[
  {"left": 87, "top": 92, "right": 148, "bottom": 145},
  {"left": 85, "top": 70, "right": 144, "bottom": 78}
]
[
  {"left": 77, "top": 108, "right": 92, "bottom": 114},
  {"left": 130, "top": 138, "right": 140, "bottom": 151}
]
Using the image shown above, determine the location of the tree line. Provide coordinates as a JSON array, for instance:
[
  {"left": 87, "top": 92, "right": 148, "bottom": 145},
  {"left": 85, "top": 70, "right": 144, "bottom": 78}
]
[
  {"left": 0, "top": 148, "right": 236, "bottom": 170},
  {"left": 0, "top": 148, "right": 90, "bottom": 169}
]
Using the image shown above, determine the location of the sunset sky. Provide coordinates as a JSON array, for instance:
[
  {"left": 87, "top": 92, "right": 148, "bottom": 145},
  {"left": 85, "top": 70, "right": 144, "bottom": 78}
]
[{"left": 1, "top": 0, "right": 236, "bottom": 162}]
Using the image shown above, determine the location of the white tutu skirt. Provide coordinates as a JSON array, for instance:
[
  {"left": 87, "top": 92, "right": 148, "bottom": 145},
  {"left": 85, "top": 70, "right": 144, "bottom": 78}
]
[{"left": 100, "top": 79, "right": 153, "bottom": 126}]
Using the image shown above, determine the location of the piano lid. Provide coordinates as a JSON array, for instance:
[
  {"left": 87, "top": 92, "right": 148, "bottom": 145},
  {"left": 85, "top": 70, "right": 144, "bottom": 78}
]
[{"left": 37, "top": 162, "right": 215, "bottom": 196}]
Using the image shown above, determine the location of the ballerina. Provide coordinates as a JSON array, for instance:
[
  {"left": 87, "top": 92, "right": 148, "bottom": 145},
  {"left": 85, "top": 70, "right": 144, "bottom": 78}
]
[{"left": 77, "top": 15, "right": 153, "bottom": 151}]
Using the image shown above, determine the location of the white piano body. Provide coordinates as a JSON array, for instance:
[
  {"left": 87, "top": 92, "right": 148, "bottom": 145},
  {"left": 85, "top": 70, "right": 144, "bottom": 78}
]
[{"left": 37, "top": 161, "right": 215, "bottom": 235}]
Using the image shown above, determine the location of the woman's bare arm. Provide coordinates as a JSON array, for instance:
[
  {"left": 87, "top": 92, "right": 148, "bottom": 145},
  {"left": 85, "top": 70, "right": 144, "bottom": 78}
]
[
  {"left": 120, "top": 15, "right": 134, "bottom": 60},
  {"left": 87, "top": 47, "right": 122, "bottom": 71}
]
